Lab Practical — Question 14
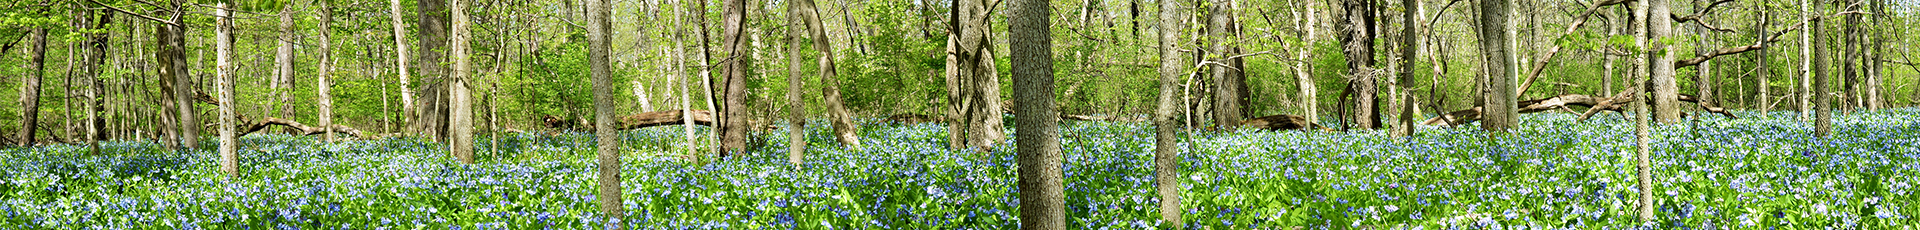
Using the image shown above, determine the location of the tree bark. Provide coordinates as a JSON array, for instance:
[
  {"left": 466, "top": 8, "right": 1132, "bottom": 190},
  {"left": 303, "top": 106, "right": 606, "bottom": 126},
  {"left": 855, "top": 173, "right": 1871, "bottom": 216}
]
[
  {"left": 1393, "top": 0, "right": 1417, "bottom": 137},
  {"left": 1798, "top": 0, "right": 1812, "bottom": 122},
  {"left": 157, "top": 6, "right": 195, "bottom": 149},
  {"left": 81, "top": 8, "right": 111, "bottom": 154},
  {"left": 450, "top": 0, "right": 475, "bottom": 164},
  {"left": 1691, "top": 0, "right": 1713, "bottom": 110},
  {"left": 1840, "top": 0, "right": 1858, "bottom": 113},
  {"left": 1010, "top": 0, "right": 1064, "bottom": 226},
  {"left": 1207, "top": 0, "right": 1243, "bottom": 128},
  {"left": 585, "top": 0, "right": 622, "bottom": 225},
  {"left": 216, "top": 0, "right": 238, "bottom": 176},
  {"left": 319, "top": 0, "right": 336, "bottom": 142},
  {"left": 1813, "top": 4, "right": 1831, "bottom": 137},
  {"left": 390, "top": 0, "right": 415, "bottom": 131},
  {"left": 946, "top": 0, "right": 1005, "bottom": 151},
  {"left": 1335, "top": 0, "right": 1378, "bottom": 130},
  {"left": 1480, "top": 0, "right": 1517, "bottom": 132},
  {"left": 1153, "top": 0, "right": 1184, "bottom": 224},
  {"left": 413, "top": 0, "right": 451, "bottom": 142},
  {"left": 1630, "top": 0, "right": 1653, "bottom": 220},
  {"left": 718, "top": 0, "right": 751, "bottom": 156},
  {"left": 1756, "top": 9, "right": 1769, "bottom": 113},
  {"left": 1648, "top": 0, "right": 1680, "bottom": 123},
  {"left": 785, "top": 0, "right": 809, "bottom": 164},
  {"left": 16, "top": 27, "right": 47, "bottom": 146},
  {"left": 1294, "top": 0, "right": 1317, "bottom": 128},
  {"left": 794, "top": 0, "right": 860, "bottom": 147},
  {"left": 276, "top": 2, "right": 299, "bottom": 134}
]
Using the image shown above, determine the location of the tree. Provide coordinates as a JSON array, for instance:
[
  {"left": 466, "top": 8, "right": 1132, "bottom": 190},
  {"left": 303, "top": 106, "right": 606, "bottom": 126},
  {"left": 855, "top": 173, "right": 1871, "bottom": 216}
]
[
  {"left": 1480, "top": 0, "right": 1516, "bottom": 132},
  {"left": 390, "top": 0, "right": 414, "bottom": 129},
  {"left": 1334, "top": 0, "right": 1378, "bottom": 130},
  {"left": 1813, "top": 3, "right": 1832, "bottom": 137},
  {"left": 785, "top": 0, "right": 809, "bottom": 164},
  {"left": 1630, "top": 0, "right": 1653, "bottom": 221},
  {"left": 16, "top": 26, "right": 47, "bottom": 147},
  {"left": 412, "top": 0, "right": 451, "bottom": 142},
  {"left": 1692, "top": 0, "right": 1714, "bottom": 110},
  {"left": 275, "top": 1, "right": 298, "bottom": 133},
  {"left": 1152, "top": 0, "right": 1184, "bottom": 224},
  {"left": 1011, "top": 0, "right": 1064, "bottom": 227},
  {"left": 80, "top": 6, "right": 110, "bottom": 155},
  {"left": 716, "top": 0, "right": 751, "bottom": 156},
  {"left": 1798, "top": 0, "right": 1812, "bottom": 122},
  {"left": 585, "top": 0, "right": 622, "bottom": 225},
  {"left": 1392, "top": 0, "right": 1418, "bottom": 137},
  {"left": 794, "top": 0, "right": 859, "bottom": 147},
  {"left": 1756, "top": 9, "right": 1770, "bottom": 113},
  {"left": 450, "top": 0, "right": 475, "bottom": 163},
  {"left": 1206, "top": 0, "right": 1244, "bottom": 128},
  {"left": 319, "top": 0, "right": 335, "bottom": 142},
  {"left": 216, "top": 0, "right": 238, "bottom": 176},
  {"left": 1292, "top": 0, "right": 1317, "bottom": 128},
  {"left": 1647, "top": 0, "right": 1679, "bottom": 123},
  {"left": 946, "top": 0, "right": 1005, "bottom": 151}
]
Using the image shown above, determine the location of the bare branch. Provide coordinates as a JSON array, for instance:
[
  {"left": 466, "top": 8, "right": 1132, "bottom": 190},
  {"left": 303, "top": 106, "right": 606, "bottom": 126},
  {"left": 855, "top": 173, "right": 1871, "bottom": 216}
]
[
  {"left": 1670, "top": 0, "right": 1734, "bottom": 23},
  {"left": 1674, "top": 10, "right": 1874, "bottom": 68},
  {"left": 85, "top": 0, "right": 181, "bottom": 26}
]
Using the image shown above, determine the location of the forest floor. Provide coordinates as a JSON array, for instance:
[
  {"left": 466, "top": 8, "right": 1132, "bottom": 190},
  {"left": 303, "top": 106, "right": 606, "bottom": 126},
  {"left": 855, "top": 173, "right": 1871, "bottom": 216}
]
[{"left": 1, "top": 109, "right": 1917, "bottom": 229}]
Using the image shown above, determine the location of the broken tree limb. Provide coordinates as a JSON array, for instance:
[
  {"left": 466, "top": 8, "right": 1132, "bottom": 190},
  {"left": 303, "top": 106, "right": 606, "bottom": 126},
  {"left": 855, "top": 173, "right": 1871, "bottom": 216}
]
[
  {"left": 615, "top": 109, "right": 715, "bottom": 130},
  {"left": 214, "top": 117, "right": 366, "bottom": 138},
  {"left": 1512, "top": 0, "right": 1633, "bottom": 97},
  {"left": 1424, "top": 93, "right": 1736, "bottom": 126},
  {"left": 1576, "top": 87, "right": 1640, "bottom": 122},
  {"left": 1239, "top": 114, "right": 1331, "bottom": 131}
]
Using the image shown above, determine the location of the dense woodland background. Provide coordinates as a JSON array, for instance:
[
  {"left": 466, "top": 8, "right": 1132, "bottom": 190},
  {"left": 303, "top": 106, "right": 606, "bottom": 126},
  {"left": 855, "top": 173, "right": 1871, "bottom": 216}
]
[{"left": 2, "top": 0, "right": 1917, "bottom": 144}]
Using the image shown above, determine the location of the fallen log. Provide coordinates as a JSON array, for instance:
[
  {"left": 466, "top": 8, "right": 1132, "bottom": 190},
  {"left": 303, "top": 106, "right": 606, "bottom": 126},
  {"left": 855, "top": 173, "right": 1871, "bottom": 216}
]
[
  {"left": 1239, "top": 114, "right": 1332, "bottom": 131},
  {"left": 615, "top": 109, "right": 716, "bottom": 130},
  {"left": 1423, "top": 93, "right": 1736, "bottom": 126},
  {"left": 217, "top": 117, "right": 366, "bottom": 138},
  {"left": 1060, "top": 114, "right": 1146, "bottom": 122},
  {"left": 885, "top": 113, "right": 945, "bottom": 124}
]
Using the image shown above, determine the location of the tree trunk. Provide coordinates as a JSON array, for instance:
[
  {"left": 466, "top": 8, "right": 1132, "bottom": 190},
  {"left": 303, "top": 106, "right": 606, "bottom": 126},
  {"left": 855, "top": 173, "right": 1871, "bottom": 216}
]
[
  {"left": 945, "top": 0, "right": 1005, "bottom": 151},
  {"left": 275, "top": 2, "right": 298, "bottom": 134},
  {"left": 1294, "top": 1, "right": 1317, "bottom": 127},
  {"left": 16, "top": 27, "right": 47, "bottom": 146},
  {"left": 672, "top": 0, "right": 698, "bottom": 155},
  {"left": 1010, "top": 0, "right": 1064, "bottom": 226},
  {"left": 794, "top": 0, "right": 859, "bottom": 147},
  {"left": 413, "top": 0, "right": 451, "bottom": 142},
  {"left": 216, "top": 0, "right": 239, "bottom": 176},
  {"left": 1692, "top": 0, "right": 1712, "bottom": 110},
  {"left": 1647, "top": 0, "right": 1679, "bottom": 123},
  {"left": 1813, "top": 4, "right": 1832, "bottom": 137},
  {"left": 82, "top": 8, "right": 111, "bottom": 154},
  {"left": 391, "top": 0, "right": 415, "bottom": 131},
  {"left": 1206, "top": 0, "right": 1243, "bottom": 128},
  {"left": 1840, "top": 1, "right": 1858, "bottom": 113},
  {"left": 718, "top": 0, "right": 751, "bottom": 156},
  {"left": 1393, "top": 0, "right": 1417, "bottom": 137},
  {"left": 785, "top": 0, "right": 809, "bottom": 164},
  {"left": 1798, "top": 0, "right": 1812, "bottom": 121},
  {"left": 1335, "top": 0, "right": 1378, "bottom": 130},
  {"left": 450, "top": 0, "right": 475, "bottom": 163},
  {"left": 319, "top": 0, "right": 336, "bottom": 142},
  {"left": 584, "top": 0, "right": 622, "bottom": 225},
  {"left": 1153, "top": 0, "right": 1184, "bottom": 225},
  {"left": 1630, "top": 0, "right": 1653, "bottom": 221},
  {"left": 157, "top": 8, "right": 195, "bottom": 149},
  {"left": 1480, "top": 0, "right": 1516, "bottom": 132},
  {"left": 1756, "top": 9, "right": 1769, "bottom": 113}
]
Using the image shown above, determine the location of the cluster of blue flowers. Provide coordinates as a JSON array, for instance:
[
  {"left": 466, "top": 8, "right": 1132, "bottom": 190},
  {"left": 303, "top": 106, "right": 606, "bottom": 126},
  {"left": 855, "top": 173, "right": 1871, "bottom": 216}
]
[{"left": 1, "top": 108, "right": 1914, "bottom": 229}]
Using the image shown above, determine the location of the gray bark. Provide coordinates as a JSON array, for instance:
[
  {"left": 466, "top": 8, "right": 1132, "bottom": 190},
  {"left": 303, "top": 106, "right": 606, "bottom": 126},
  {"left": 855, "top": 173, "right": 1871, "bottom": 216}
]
[
  {"left": 586, "top": 0, "right": 623, "bottom": 225},
  {"left": 1798, "top": 0, "right": 1812, "bottom": 121},
  {"left": 718, "top": 0, "right": 751, "bottom": 156},
  {"left": 1393, "top": 0, "right": 1417, "bottom": 137},
  {"left": 1335, "top": 0, "right": 1378, "bottom": 130},
  {"left": 1154, "top": 0, "right": 1184, "bottom": 225},
  {"left": 391, "top": 0, "right": 415, "bottom": 130},
  {"left": 216, "top": 0, "right": 238, "bottom": 176},
  {"left": 319, "top": 0, "right": 335, "bottom": 142},
  {"left": 1630, "top": 0, "right": 1653, "bottom": 221},
  {"left": 17, "top": 27, "right": 46, "bottom": 146},
  {"left": 1010, "top": 0, "right": 1064, "bottom": 226},
  {"left": 1294, "top": 1, "right": 1317, "bottom": 127},
  {"left": 945, "top": 0, "right": 1005, "bottom": 151},
  {"left": 450, "top": 0, "right": 475, "bottom": 163},
  {"left": 1480, "top": 0, "right": 1516, "bottom": 132},
  {"left": 1649, "top": 0, "right": 1680, "bottom": 123},
  {"left": 1814, "top": 4, "right": 1832, "bottom": 137},
  {"left": 413, "top": 0, "right": 451, "bottom": 141},
  {"left": 277, "top": 2, "right": 299, "bottom": 133},
  {"left": 786, "top": 0, "right": 808, "bottom": 164},
  {"left": 1207, "top": 0, "right": 1243, "bottom": 128}
]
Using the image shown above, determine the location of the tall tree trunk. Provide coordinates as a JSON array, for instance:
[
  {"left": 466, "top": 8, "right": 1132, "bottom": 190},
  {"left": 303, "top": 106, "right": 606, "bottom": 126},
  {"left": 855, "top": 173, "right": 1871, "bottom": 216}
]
[
  {"left": 82, "top": 8, "right": 111, "bottom": 154},
  {"left": 216, "top": 0, "right": 239, "bottom": 176},
  {"left": 1798, "top": 0, "right": 1812, "bottom": 121},
  {"left": 391, "top": 0, "right": 415, "bottom": 130},
  {"left": 1010, "top": 0, "right": 1064, "bottom": 226},
  {"left": 1294, "top": 1, "right": 1317, "bottom": 127},
  {"left": 785, "top": 0, "right": 809, "bottom": 164},
  {"left": 796, "top": 0, "right": 859, "bottom": 147},
  {"left": 718, "top": 0, "right": 752, "bottom": 156},
  {"left": 1335, "top": 0, "right": 1378, "bottom": 130},
  {"left": 275, "top": 2, "right": 297, "bottom": 134},
  {"left": 1756, "top": 9, "right": 1769, "bottom": 113},
  {"left": 1206, "top": 0, "right": 1242, "bottom": 128},
  {"left": 158, "top": 7, "right": 195, "bottom": 149},
  {"left": 1839, "top": 1, "right": 1859, "bottom": 113},
  {"left": 319, "top": 0, "right": 336, "bottom": 142},
  {"left": 673, "top": 0, "right": 697, "bottom": 155},
  {"left": 1153, "top": 0, "right": 1185, "bottom": 225},
  {"left": 414, "top": 0, "right": 451, "bottom": 141},
  {"left": 1814, "top": 3, "right": 1832, "bottom": 137},
  {"left": 1630, "top": 0, "right": 1653, "bottom": 221},
  {"left": 585, "top": 0, "right": 622, "bottom": 225},
  {"left": 1692, "top": 0, "right": 1712, "bottom": 110},
  {"left": 1648, "top": 0, "right": 1679, "bottom": 123},
  {"left": 17, "top": 27, "right": 47, "bottom": 146},
  {"left": 450, "top": 0, "right": 475, "bottom": 163},
  {"left": 1392, "top": 0, "right": 1417, "bottom": 137},
  {"left": 1480, "top": 0, "right": 1516, "bottom": 132},
  {"left": 946, "top": 0, "right": 1004, "bottom": 151}
]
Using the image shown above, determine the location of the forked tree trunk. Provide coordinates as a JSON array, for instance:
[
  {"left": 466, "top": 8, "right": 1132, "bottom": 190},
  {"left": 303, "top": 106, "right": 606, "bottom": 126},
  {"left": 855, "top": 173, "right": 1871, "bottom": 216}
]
[
  {"left": 16, "top": 27, "right": 47, "bottom": 146},
  {"left": 1293, "top": 0, "right": 1318, "bottom": 127},
  {"left": 945, "top": 0, "right": 1004, "bottom": 151}
]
